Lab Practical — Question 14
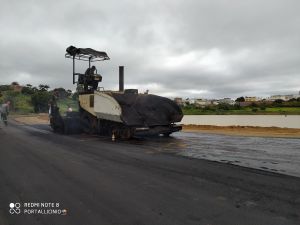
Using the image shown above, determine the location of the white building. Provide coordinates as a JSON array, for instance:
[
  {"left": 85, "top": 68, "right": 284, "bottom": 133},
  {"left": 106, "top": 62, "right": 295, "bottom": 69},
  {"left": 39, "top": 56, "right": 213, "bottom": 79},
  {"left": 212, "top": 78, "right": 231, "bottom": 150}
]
[
  {"left": 194, "top": 99, "right": 211, "bottom": 107},
  {"left": 244, "top": 96, "right": 260, "bottom": 102},
  {"left": 269, "top": 95, "right": 294, "bottom": 101},
  {"left": 218, "top": 98, "right": 235, "bottom": 105}
]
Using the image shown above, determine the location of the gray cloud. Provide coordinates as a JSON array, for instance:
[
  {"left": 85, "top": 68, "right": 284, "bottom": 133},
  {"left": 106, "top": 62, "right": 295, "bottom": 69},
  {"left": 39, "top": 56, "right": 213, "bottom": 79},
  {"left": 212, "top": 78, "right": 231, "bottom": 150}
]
[{"left": 0, "top": 0, "right": 299, "bottom": 99}]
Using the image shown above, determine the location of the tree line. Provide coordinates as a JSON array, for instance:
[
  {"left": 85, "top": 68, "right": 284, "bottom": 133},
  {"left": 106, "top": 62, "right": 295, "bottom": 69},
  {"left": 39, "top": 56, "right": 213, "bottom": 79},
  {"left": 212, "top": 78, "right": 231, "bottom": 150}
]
[
  {"left": 0, "top": 82, "right": 77, "bottom": 113},
  {"left": 182, "top": 96, "right": 300, "bottom": 114}
]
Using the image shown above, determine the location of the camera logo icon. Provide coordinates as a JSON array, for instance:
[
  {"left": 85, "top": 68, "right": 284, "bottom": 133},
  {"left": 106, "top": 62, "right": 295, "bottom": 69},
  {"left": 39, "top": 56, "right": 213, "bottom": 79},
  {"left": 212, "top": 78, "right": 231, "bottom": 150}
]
[{"left": 9, "top": 203, "right": 21, "bottom": 215}]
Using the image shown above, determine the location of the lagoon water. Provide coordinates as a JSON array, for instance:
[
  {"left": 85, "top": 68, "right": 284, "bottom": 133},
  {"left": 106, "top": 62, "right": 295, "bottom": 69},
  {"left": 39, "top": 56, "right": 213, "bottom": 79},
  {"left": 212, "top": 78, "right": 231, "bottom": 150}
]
[{"left": 181, "top": 115, "right": 300, "bottom": 129}]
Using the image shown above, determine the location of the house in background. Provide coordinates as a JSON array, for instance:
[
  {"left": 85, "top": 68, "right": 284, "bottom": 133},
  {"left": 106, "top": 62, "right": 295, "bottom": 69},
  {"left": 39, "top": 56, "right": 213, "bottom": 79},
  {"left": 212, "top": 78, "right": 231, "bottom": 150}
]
[
  {"left": 218, "top": 98, "right": 235, "bottom": 105},
  {"left": 269, "top": 95, "right": 294, "bottom": 101},
  {"left": 244, "top": 96, "right": 260, "bottom": 102},
  {"left": 194, "top": 99, "right": 211, "bottom": 107}
]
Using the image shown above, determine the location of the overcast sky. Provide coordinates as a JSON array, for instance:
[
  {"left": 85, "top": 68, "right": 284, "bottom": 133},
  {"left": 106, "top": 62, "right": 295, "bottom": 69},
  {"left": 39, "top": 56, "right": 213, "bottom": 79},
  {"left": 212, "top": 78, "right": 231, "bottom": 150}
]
[{"left": 0, "top": 0, "right": 299, "bottom": 99}]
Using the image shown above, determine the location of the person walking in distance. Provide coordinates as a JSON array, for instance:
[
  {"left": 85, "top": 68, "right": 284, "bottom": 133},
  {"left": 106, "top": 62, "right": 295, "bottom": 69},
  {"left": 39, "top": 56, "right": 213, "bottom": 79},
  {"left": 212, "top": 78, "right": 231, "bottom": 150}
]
[{"left": 0, "top": 101, "right": 10, "bottom": 126}]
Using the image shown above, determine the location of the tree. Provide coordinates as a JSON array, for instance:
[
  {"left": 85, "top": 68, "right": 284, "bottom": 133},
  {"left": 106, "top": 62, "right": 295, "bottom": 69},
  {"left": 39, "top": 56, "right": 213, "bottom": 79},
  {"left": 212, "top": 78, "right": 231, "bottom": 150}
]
[
  {"left": 11, "top": 81, "right": 19, "bottom": 86},
  {"left": 72, "top": 91, "right": 79, "bottom": 101},
  {"left": 274, "top": 99, "right": 284, "bottom": 104},
  {"left": 38, "top": 84, "right": 50, "bottom": 92},
  {"left": 67, "top": 89, "right": 72, "bottom": 97},
  {"left": 235, "top": 97, "right": 245, "bottom": 102},
  {"left": 52, "top": 88, "right": 70, "bottom": 99},
  {"left": 251, "top": 102, "right": 258, "bottom": 107},
  {"left": 21, "top": 84, "right": 36, "bottom": 95},
  {"left": 288, "top": 98, "right": 297, "bottom": 102},
  {"left": 0, "top": 85, "right": 12, "bottom": 92},
  {"left": 217, "top": 103, "right": 230, "bottom": 110},
  {"left": 31, "top": 91, "right": 51, "bottom": 113}
]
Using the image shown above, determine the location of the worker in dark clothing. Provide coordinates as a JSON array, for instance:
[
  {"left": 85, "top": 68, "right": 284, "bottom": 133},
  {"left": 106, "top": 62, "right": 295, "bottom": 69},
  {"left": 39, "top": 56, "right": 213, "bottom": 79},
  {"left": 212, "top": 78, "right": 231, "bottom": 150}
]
[
  {"left": 0, "top": 101, "right": 10, "bottom": 126},
  {"left": 85, "top": 65, "right": 97, "bottom": 76},
  {"left": 83, "top": 65, "right": 101, "bottom": 91},
  {"left": 83, "top": 66, "right": 96, "bottom": 91}
]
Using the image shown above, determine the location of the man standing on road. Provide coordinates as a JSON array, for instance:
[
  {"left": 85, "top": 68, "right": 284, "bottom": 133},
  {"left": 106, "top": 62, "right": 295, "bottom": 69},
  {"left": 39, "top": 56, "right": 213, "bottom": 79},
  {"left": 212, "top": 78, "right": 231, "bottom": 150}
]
[{"left": 0, "top": 101, "right": 10, "bottom": 126}]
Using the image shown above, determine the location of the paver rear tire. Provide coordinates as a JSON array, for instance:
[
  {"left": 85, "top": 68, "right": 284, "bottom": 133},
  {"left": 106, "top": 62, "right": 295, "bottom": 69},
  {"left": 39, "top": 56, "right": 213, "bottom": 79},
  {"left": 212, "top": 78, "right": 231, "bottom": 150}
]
[{"left": 80, "top": 111, "right": 98, "bottom": 134}]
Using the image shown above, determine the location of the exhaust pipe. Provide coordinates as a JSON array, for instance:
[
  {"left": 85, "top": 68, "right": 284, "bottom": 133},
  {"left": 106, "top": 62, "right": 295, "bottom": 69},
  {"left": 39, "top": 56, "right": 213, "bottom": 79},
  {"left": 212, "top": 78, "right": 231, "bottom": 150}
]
[{"left": 119, "top": 66, "right": 124, "bottom": 92}]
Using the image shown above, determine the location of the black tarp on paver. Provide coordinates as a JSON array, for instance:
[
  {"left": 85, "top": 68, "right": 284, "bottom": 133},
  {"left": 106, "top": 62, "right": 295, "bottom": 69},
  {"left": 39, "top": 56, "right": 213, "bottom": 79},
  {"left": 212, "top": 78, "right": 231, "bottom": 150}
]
[{"left": 111, "top": 93, "right": 183, "bottom": 126}]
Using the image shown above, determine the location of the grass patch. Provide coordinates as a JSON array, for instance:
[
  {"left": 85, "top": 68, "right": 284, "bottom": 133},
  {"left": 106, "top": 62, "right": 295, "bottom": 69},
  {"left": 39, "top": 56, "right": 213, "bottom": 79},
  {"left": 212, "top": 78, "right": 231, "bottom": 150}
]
[{"left": 13, "top": 94, "right": 34, "bottom": 114}]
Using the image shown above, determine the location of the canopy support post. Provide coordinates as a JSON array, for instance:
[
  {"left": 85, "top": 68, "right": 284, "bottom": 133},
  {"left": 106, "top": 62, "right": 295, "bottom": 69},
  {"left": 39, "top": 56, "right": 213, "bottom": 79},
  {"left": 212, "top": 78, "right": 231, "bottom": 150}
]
[{"left": 73, "top": 56, "right": 75, "bottom": 84}]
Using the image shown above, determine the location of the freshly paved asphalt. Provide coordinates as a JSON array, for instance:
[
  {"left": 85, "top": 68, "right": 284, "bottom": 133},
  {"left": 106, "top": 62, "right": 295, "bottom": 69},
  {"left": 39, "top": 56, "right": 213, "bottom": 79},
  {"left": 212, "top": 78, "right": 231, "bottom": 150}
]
[{"left": 0, "top": 121, "right": 299, "bottom": 225}]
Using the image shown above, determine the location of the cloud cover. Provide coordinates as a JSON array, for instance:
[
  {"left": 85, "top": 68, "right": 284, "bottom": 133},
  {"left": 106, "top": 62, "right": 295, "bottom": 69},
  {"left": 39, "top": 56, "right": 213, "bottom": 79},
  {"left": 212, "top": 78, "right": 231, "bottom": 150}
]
[{"left": 0, "top": 0, "right": 299, "bottom": 98}]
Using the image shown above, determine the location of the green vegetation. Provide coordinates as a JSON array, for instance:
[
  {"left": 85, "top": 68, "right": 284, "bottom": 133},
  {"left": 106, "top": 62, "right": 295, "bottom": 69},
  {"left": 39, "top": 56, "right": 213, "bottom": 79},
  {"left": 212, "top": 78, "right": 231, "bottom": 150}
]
[
  {"left": 1, "top": 82, "right": 299, "bottom": 116},
  {"left": 0, "top": 82, "right": 78, "bottom": 115},
  {"left": 31, "top": 89, "right": 51, "bottom": 113},
  {"left": 12, "top": 94, "right": 33, "bottom": 114},
  {"left": 182, "top": 99, "right": 300, "bottom": 115}
]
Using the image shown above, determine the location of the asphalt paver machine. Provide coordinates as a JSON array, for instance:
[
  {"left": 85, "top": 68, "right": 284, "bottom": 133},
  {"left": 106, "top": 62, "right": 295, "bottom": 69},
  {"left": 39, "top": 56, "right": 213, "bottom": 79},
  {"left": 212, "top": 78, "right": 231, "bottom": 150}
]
[{"left": 50, "top": 46, "right": 183, "bottom": 138}]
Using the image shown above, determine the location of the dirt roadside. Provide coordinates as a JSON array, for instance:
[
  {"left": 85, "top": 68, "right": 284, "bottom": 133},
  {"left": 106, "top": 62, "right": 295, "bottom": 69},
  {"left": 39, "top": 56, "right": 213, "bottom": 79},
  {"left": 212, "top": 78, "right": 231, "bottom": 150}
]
[
  {"left": 11, "top": 114, "right": 50, "bottom": 125},
  {"left": 182, "top": 124, "right": 300, "bottom": 138}
]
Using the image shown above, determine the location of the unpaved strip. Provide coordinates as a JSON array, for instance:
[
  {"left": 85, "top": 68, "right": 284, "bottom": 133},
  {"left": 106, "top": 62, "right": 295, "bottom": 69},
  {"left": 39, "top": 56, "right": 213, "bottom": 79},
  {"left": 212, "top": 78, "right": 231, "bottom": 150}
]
[
  {"left": 182, "top": 124, "right": 300, "bottom": 138},
  {"left": 12, "top": 114, "right": 49, "bottom": 125}
]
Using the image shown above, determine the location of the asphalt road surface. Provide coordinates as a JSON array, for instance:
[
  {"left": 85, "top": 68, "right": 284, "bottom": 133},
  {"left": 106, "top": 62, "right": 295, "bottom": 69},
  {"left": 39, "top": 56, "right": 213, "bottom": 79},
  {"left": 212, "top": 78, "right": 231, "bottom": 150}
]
[{"left": 0, "top": 121, "right": 299, "bottom": 225}]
